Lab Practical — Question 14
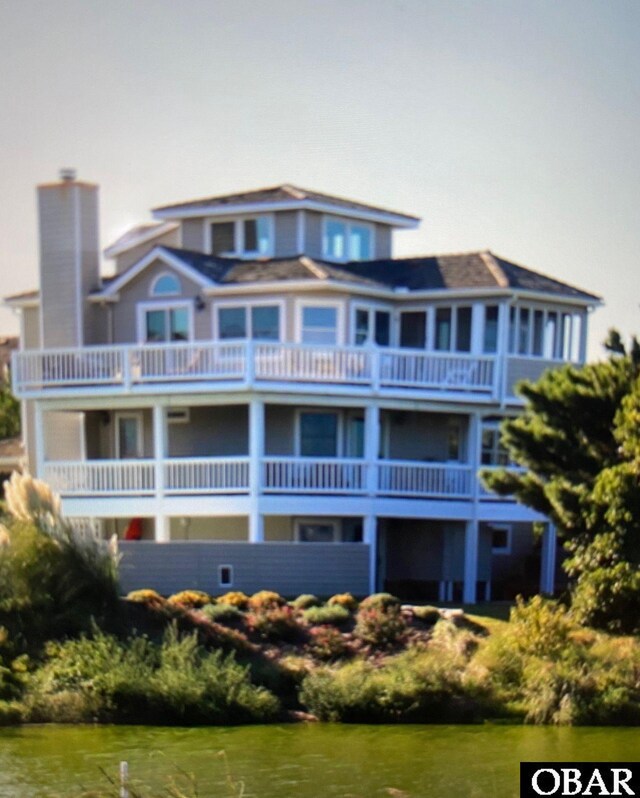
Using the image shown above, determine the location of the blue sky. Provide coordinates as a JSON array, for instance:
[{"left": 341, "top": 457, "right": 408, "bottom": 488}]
[{"left": 1, "top": 0, "right": 638, "bottom": 358}]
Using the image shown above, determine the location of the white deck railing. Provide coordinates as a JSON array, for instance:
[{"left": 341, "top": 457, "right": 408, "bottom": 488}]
[
  {"left": 44, "top": 459, "right": 156, "bottom": 495},
  {"left": 13, "top": 342, "right": 497, "bottom": 397},
  {"left": 263, "top": 457, "right": 367, "bottom": 494},
  {"left": 164, "top": 457, "right": 250, "bottom": 494},
  {"left": 378, "top": 460, "right": 472, "bottom": 498}
]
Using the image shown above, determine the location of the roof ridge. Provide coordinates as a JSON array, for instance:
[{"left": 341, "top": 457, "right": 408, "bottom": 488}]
[
  {"left": 479, "top": 250, "right": 509, "bottom": 288},
  {"left": 299, "top": 256, "right": 328, "bottom": 279}
]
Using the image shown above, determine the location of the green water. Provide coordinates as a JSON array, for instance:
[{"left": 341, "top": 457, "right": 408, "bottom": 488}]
[{"left": 0, "top": 724, "right": 638, "bottom": 797}]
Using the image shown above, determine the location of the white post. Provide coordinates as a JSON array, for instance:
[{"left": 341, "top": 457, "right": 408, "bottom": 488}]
[
  {"left": 463, "top": 520, "right": 479, "bottom": 604},
  {"left": 364, "top": 403, "right": 380, "bottom": 496},
  {"left": 578, "top": 312, "right": 589, "bottom": 364},
  {"left": 540, "top": 522, "right": 557, "bottom": 595},
  {"left": 249, "top": 399, "right": 264, "bottom": 542},
  {"left": 496, "top": 300, "right": 511, "bottom": 402},
  {"left": 152, "top": 404, "right": 166, "bottom": 501},
  {"left": 119, "top": 761, "right": 129, "bottom": 798},
  {"left": 34, "top": 403, "right": 45, "bottom": 479},
  {"left": 363, "top": 514, "right": 377, "bottom": 595}
]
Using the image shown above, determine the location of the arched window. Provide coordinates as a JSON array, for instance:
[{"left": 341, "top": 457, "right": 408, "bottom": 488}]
[{"left": 151, "top": 272, "right": 181, "bottom": 296}]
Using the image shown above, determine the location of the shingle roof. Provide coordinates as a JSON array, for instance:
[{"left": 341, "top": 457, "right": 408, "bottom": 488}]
[
  {"left": 153, "top": 183, "right": 419, "bottom": 224},
  {"left": 158, "top": 247, "right": 599, "bottom": 301}
]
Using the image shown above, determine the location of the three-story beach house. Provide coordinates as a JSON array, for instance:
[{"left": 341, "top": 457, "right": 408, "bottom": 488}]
[{"left": 7, "top": 173, "right": 600, "bottom": 600}]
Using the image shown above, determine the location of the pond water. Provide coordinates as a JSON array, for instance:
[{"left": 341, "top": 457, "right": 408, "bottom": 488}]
[{"left": 0, "top": 724, "right": 638, "bottom": 797}]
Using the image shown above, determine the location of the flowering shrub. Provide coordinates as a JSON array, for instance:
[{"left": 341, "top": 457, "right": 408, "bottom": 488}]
[
  {"left": 358, "top": 592, "right": 401, "bottom": 612},
  {"left": 302, "top": 604, "right": 351, "bottom": 627},
  {"left": 306, "top": 625, "right": 350, "bottom": 661},
  {"left": 291, "top": 594, "right": 321, "bottom": 610},
  {"left": 246, "top": 606, "right": 302, "bottom": 642},
  {"left": 126, "top": 589, "right": 167, "bottom": 611},
  {"left": 354, "top": 605, "right": 406, "bottom": 649},
  {"left": 248, "top": 590, "right": 286, "bottom": 611},
  {"left": 327, "top": 592, "right": 358, "bottom": 611},
  {"left": 217, "top": 591, "right": 250, "bottom": 610},
  {"left": 167, "top": 590, "right": 211, "bottom": 609}
]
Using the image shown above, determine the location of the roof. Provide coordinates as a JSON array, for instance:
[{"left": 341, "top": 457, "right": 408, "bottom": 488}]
[
  {"left": 152, "top": 183, "right": 420, "bottom": 227},
  {"left": 152, "top": 247, "right": 600, "bottom": 302},
  {"left": 104, "top": 221, "right": 179, "bottom": 258}
]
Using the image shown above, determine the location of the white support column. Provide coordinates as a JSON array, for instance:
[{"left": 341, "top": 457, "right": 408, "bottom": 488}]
[
  {"left": 463, "top": 519, "right": 479, "bottom": 604},
  {"left": 496, "top": 300, "right": 512, "bottom": 402},
  {"left": 153, "top": 404, "right": 169, "bottom": 542},
  {"left": 364, "top": 403, "right": 380, "bottom": 496},
  {"left": 155, "top": 514, "right": 170, "bottom": 543},
  {"left": 540, "top": 522, "right": 557, "bottom": 595},
  {"left": 578, "top": 312, "right": 589, "bottom": 364},
  {"left": 34, "top": 402, "right": 45, "bottom": 479},
  {"left": 249, "top": 398, "right": 264, "bottom": 543},
  {"left": 363, "top": 514, "right": 377, "bottom": 595}
]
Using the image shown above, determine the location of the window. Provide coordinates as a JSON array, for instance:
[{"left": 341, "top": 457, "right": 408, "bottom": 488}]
[
  {"left": 483, "top": 305, "right": 499, "bottom": 353},
  {"left": 435, "top": 306, "right": 472, "bottom": 352},
  {"left": 115, "top": 413, "right": 143, "bottom": 459},
  {"left": 400, "top": 311, "right": 426, "bottom": 348},
  {"left": 167, "top": 408, "right": 190, "bottom": 424},
  {"left": 354, "top": 307, "right": 390, "bottom": 346},
  {"left": 218, "top": 565, "right": 234, "bottom": 588},
  {"left": 510, "top": 306, "right": 583, "bottom": 362},
  {"left": 301, "top": 305, "right": 338, "bottom": 345},
  {"left": 151, "top": 273, "right": 181, "bottom": 296},
  {"left": 295, "top": 519, "right": 339, "bottom": 543},
  {"left": 299, "top": 412, "right": 338, "bottom": 457},
  {"left": 481, "top": 424, "right": 510, "bottom": 466},
  {"left": 489, "top": 524, "right": 511, "bottom": 555},
  {"left": 217, "top": 304, "right": 280, "bottom": 341},
  {"left": 143, "top": 304, "right": 191, "bottom": 342},
  {"left": 447, "top": 420, "right": 462, "bottom": 461},
  {"left": 322, "top": 218, "right": 372, "bottom": 262},
  {"left": 210, "top": 217, "right": 271, "bottom": 257}
]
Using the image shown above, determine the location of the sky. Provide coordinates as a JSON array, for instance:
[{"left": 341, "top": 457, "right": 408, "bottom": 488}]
[{"left": 0, "top": 0, "right": 638, "bottom": 360}]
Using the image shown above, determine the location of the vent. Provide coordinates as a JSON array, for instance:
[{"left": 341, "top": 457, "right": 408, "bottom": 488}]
[{"left": 59, "top": 167, "right": 77, "bottom": 182}]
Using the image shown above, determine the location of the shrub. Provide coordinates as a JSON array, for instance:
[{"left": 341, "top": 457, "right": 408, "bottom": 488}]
[
  {"left": 217, "top": 591, "right": 249, "bottom": 610},
  {"left": 200, "top": 603, "right": 244, "bottom": 625},
  {"left": 354, "top": 605, "right": 406, "bottom": 649},
  {"left": 246, "top": 606, "right": 303, "bottom": 643},
  {"left": 302, "top": 604, "right": 351, "bottom": 627},
  {"left": 248, "top": 590, "right": 286, "bottom": 611},
  {"left": 167, "top": 590, "right": 211, "bottom": 609},
  {"left": 126, "top": 589, "right": 167, "bottom": 611},
  {"left": 26, "top": 626, "right": 280, "bottom": 725},
  {"left": 291, "top": 593, "right": 321, "bottom": 610},
  {"left": 327, "top": 592, "right": 358, "bottom": 611},
  {"left": 306, "top": 626, "right": 350, "bottom": 661},
  {"left": 412, "top": 605, "right": 442, "bottom": 625},
  {"left": 358, "top": 592, "right": 401, "bottom": 612}
]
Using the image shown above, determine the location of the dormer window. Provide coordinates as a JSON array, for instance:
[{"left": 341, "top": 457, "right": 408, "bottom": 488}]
[
  {"left": 322, "top": 217, "right": 372, "bottom": 262},
  {"left": 151, "top": 272, "right": 181, "bottom": 296},
  {"left": 210, "top": 216, "right": 272, "bottom": 258}
]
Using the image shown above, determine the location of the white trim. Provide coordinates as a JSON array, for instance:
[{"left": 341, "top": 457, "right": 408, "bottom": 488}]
[
  {"left": 115, "top": 411, "right": 144, "bottom": 459},
  {"left": 136, "top": 300, "right": 194, "bottom": 343},
  {"left": 204, "top": 213, "right": 275, "bottom": 259},
  {"left": 98, "top": 247, "right": 213, "bottom": 298},
  {"left": 154, "top": 198, "right": 420, "bottom": 229},
  {"left": 294, "top": 517, "right": 340, "bottom": 543},
  {"left": 103, "top": 222, "right": 179, "bottom": 258},
  {"left": 212, "top": 297, "right": 285, "bottom": 341},
  {"left": 295, "top": 298, "right": 346, "bottom": 345},
  {"left": 321, "top": 216, "right": 375, "bottom": 262}
]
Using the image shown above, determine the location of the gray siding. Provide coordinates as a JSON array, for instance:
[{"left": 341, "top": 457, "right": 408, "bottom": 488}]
[
  {"left": 506, "top": 358, "right": 557, "bottom": 397},
  {"left": 118, "top": 541, "right": 370, "bottom": 596},
  {"left": 44, "top": 411, "right": 84, "bottom": 461},
  {"left": 265, "top": 405, "right": 295, "bottom": 455},
  {"left": 38, "top": 183, "right": 100, "bottom": 349},
  {"left": 375, "top": 224, "right": 393, "bottom": 259},
  {"left": 274, "top": 211, "right": 299, "bottom": 257},
  {"left": 180, "top": 219, "right": 205, "bottom": 252},
  {"left": 22, "top": 307, "right": 40, "bottom": 350},
  {"left": 80, "top": 187, "right": 101, "bottom": 345},
  {"left": 385, "top": 411, "right": 468, "bottom": 461},
  {"left": 168, "top": 405, "right": 248, "bottom": 456},
  {"left": 113, "top": 228, "right": 181, "bottom": 274},
  {"left": 304, "top": 211, "right": 324, "bottom": 258}
]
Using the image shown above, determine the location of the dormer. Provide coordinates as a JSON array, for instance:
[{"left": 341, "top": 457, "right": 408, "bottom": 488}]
[{"left": 151, "top": 184, "right": 419, "bottom": 262}]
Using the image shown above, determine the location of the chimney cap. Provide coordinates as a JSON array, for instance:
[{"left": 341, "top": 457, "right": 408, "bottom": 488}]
[{"left": 59, "top": 167, "right": 77, "bottom": 182}]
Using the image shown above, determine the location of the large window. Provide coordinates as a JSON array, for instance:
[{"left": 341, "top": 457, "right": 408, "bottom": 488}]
[
  {"left": 115, "top": 413, "right": 143, "bottom": 459},
  {"left": 300, "top": 305, "right": 339, "bottom": 345},
  {"left": 217, "top": 304, "right": 280, "bottom": 341},
  {"left": 399, "top": 311, "right": 426, "bottom": 348},
  {"left": 299, "top": 411, "right": 339, "bottom": 457},
  {"left": 434, "top": 306, "right": 472, "bottom": 352},
  {"left": 323, "top": 218, "right": 372, "bottom": 262},
  {"left": 354, "top": 307, "right": 390, "bottom": 346},
  {"left": 509, "top": 306, "right": 583, "bottom": 361},
  {"left": 295, "top": 518, "right": 340, "bottom": 543},
  {"left": 210, "top": 217, "right": 271, "bottom": 258},
  {"left": 142, "top": 304, "right": 191, "bottom": 342},
  {"left": 481, "top": 423, "right": 510, "bottom": 466},
  {"left": 483, "top": 305, "right": 499, "bottom": 353}
]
